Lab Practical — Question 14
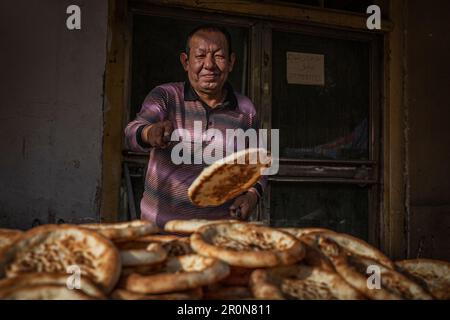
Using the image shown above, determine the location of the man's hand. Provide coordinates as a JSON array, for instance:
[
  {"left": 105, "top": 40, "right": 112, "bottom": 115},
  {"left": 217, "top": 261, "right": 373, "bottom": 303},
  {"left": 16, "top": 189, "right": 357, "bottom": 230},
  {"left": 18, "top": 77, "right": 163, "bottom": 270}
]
[
  {"left": 141, "top": 120, "right": 173, "bottom": 148},
  {"left": 229, "top": 189, "right": 259, "bottom": 220}
]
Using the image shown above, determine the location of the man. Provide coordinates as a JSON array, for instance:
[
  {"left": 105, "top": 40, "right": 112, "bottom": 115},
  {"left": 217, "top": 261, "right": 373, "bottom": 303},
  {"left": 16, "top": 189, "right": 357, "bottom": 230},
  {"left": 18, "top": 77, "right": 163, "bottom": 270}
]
[{"left": 124, "top": 25, "right": 266, "bottom": 228}]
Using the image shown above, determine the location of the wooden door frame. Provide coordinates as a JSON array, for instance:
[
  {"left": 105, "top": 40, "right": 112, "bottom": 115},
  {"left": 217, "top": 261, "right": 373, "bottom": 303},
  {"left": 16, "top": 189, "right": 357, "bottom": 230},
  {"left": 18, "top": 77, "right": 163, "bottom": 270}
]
[{"left": 102, "top": 0, "right": 407, "bottom": 258}]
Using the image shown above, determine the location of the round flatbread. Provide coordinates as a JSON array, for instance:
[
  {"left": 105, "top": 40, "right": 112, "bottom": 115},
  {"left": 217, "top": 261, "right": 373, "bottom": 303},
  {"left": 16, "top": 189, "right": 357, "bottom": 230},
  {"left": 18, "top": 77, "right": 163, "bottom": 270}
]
[
  {"left": 188, "top": 148, "right": 271, "bottom": 207},
  {"left": 316, "top": 236, "right": 433, "bottom": 300},
  {"left": 119, "top": 254, "right": 230, "bottom": 294},
  {"left": 0, "top": 229, "right": 22, "bottom": 251},
  {"left": 0, "top": 284, "right": 95, "bottom": 300},
  {"left": 110, "top": 287, "right": 203, "bottom": 300},
  {"left": 115, "top": 241, "right": 167, "bottom": 267},
  {"left": 280, "top": 227, "right": 336, "bottom": 239},
  {"left": 164, "top": 219, "right": 239, "bottom": 235},
  {"left": 0, "top": 224, "right": 121, "bottom": 294},
  {"left": 134, "top": 235, "right": 193, "bottom": 257},
  {"left": 250, "top": 264, "right": 365, "bottom": 300},
  {"left": 395, "top": 259, "right": 450, "bottom": 300},
  {"left": 80, "top": 220, "right": 159, "bottom": 241},
  {"left": 0, "top": 272, "right": 105, "bottom": 299},
  {"left": 190, "top": 222, "right": 305, "bottom": 268},
  {"left": 312, "top": 231, "right": 394, "bottom": 269}
]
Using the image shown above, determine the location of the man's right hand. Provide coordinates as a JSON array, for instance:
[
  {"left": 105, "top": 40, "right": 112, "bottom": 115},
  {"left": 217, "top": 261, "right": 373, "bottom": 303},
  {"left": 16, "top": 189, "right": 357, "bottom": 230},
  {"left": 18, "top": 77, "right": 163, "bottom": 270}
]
[{"left": 141, "top": 120, "right": 173, "bottom": 148}]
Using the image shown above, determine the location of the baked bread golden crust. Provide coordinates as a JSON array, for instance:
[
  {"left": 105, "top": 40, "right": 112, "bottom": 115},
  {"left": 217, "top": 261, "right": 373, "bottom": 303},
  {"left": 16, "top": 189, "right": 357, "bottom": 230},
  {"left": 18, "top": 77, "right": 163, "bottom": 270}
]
[
  {"left": 161, "top": 239, "right": 192, "bottom": 257},
  {"left": 119, "top": 254, "right": 230, "bottom": 294},
  {"left": 0, "top": 284, "right": 94, "bottom": 300},
  {"left": 0, "top": 229, "right": 22, "bottom": 251},
  {"left": 120, "top": 263, "right": 166, "bottom": 277},
  {"left": 250, "top": 264, "right": 365, "bottom": 300},
  {"left": 110, "top": 287, "right": 203, "bottom": 300},
  {"left": 298, "top": 235, "right": 335, "bottom": 272},
  {"left": 135, "top": 234, "right": 184, "bottom": 242},
  {"left": 190, "top": 222, "right": 305, "bottom": 268},
  {"left": 220, "top": 266, "right": 254, "bottom": 286},
  {"left": 116, "top": 241, "right": 167, "bottom": 267},
  {"left": 0, "top": 224, "right": 121, "bottom": 294},
  {"left": 188, "top": 148, "right": 271, "bottom": 207},
  {"left": 80, "top": 220, "right": 159, "bottom": 241},
  {"left": 316, "top": 236, "right": 434, "bottom": 300},
  {"left": 312, "top": 231, "right": 395, "bottom": 269},
  {"left": 280, "top": 227, "right": 336, "bottom": 239},
  {"left": 132, "top": 235, "right": 193, "bottom": 257},
  {"left": 164, "top": 219, "right": 239, "bottom": 235},
  {"left": 204, "top": 284, "right": 252, "bottom": 300},
  {"left": 395, "top": 259, "right": 450, "bottom": 300},
  {"left": 0, "top": 272, "right": 105, "bottom": 299}
]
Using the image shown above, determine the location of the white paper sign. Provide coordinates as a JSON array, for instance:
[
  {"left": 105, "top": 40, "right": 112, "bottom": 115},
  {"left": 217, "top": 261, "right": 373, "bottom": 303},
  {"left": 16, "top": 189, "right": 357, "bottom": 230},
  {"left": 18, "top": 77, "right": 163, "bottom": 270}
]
[{"left": 286, "top": 52, "right": 325, "bottom": 86}]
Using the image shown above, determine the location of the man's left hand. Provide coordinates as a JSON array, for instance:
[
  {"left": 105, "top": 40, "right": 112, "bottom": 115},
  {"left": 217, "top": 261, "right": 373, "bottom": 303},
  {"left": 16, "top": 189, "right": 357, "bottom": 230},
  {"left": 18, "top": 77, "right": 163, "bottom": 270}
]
[{"left": 229, "top": 190, "right": 259, "bottom": 220}]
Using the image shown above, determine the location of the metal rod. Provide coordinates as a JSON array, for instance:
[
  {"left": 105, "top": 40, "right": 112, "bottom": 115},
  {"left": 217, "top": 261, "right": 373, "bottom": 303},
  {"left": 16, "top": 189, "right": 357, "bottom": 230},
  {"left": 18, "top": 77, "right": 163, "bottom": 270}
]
[
  {"left": 123, "top": 163, "right": 138, "bottom": 220},
  {"left": 268, "top": 177, "right": 377, "bottom": 185}
]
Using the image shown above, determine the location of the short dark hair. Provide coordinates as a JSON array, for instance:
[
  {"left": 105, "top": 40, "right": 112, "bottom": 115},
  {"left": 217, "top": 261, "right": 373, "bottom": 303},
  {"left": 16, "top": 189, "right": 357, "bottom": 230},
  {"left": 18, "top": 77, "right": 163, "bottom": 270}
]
[{"left": 185, "top": 24, "right": 233, "bottom": 57}]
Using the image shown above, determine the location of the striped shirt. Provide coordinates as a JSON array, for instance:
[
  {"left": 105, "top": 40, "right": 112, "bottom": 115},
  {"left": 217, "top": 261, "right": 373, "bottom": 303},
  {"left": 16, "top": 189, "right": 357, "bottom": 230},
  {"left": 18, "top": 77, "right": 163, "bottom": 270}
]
[{"left": 124, "top": 81, "right": 266, "bottom": 228}]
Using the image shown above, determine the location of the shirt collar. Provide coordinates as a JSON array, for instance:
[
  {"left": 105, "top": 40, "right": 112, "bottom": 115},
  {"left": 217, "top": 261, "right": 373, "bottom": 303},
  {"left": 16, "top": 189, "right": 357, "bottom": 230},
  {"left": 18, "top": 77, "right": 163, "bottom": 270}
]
[{"left": 184, "top": 80, "right": 238, "bottom": 110}]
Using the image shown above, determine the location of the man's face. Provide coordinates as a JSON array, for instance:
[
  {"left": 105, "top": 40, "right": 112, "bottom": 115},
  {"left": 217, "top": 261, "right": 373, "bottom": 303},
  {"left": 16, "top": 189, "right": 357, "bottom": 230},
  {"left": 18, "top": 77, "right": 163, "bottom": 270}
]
[{"left": 180, "top": 30, "right": 235, "bottom": 96}]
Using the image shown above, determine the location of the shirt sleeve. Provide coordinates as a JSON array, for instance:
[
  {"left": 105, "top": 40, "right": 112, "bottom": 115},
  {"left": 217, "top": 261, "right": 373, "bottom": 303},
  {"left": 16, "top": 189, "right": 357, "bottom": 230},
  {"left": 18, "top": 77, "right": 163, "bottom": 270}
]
[{"left": 124, "top": 86, "right": 169, "bottom": 152}]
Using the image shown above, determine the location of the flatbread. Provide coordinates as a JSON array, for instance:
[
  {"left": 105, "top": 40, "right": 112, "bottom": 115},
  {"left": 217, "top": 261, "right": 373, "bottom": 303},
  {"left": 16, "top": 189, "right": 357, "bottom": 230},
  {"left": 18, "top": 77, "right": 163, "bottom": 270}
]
[
  {"left": 395, "top": 259, "right": 450, "bottom": 300},
  {"left": 110, "top": 287, "right": 203, "bottom": 300},
  {"left": 250, "top": 264, "right": 365, "bottom": 300},
  {"left": 164, "top": 219, "right": 239, "bottom": 234},
  {"left": 121, "top": 263, "right": 167, "bottom": 277},
  {"left": 135, "top": 234, "right": 185, "bottom": 242},
  {"left": 0, "top": 229, "right": 22, "bottom": 251},
  {"left": 119, "top": 254, "right": 230, "bottom": 294},
  {"left": 311, "top": 231, "right": 395, "bottom": 269},
  {"left": 280, "top": 227, "right": 336, "bottom": 239},
  {"left": 298, "top": 235, "right": 335, "bottom": 272},
  {"left": 0, "top": 284, "right": 94, "bottom": 300},
  {"left": 188, "top": 148, "right": 271, "bottom": 207},
  {"left": 133, "top": 235, "right": 192, "bottom": 257},
  {"left": 161, "top": 239, "right": 192, "bottom": 257},
  {"left": 0, "top": 272, "right": 105, "bottom": 299},
  {"left": 316, "top": 236, "right": 433, "bottom": 300},
  {"left": 0, "top": 224, "right": 121, "bottom": 294},
  {"left": 204, "top": 284, "right": 252, "bottom": 300},
  {"left": 220, "top": 266, "right": 254, "bottom": 286},
  {"left": 80, "top": 219, "right": 159, "bottom": 241},
  {"left": 115, "top": 241, "right": 167, "bottom": 267},
  {"left": 190, "top": 222, "right": 305, "bottom": 268}
]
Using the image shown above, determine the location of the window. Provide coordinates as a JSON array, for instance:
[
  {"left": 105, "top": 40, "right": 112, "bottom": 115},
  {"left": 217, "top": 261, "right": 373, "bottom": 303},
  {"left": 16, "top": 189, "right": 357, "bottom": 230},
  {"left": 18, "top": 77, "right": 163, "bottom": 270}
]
[{"left": 122, "top": 5, "right": 382, "bottom": 244}]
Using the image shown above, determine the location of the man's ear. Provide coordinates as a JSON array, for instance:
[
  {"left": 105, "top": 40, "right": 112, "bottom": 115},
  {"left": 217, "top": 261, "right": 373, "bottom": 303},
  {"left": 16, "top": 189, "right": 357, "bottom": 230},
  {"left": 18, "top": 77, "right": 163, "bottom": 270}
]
[
  {"left": 228, "top": 52, "right": 236, "bottom": 72},
  {"left": 180, "top": 52, "right": 189, "bottom": 71}
]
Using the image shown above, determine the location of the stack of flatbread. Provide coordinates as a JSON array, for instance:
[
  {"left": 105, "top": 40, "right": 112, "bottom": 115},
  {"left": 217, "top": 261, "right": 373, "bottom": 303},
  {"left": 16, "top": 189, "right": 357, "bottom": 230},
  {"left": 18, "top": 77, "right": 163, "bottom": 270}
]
[
  {"left": 0, "top": 219, "right": 448, "bottom": 300},
  {"left": 0, "top": 224, "right": 123, "bottom": 299}
]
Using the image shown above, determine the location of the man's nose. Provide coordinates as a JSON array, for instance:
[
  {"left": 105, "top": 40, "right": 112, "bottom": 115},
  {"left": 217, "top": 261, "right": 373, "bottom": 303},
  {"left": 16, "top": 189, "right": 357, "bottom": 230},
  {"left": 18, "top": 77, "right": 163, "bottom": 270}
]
[{"left": 204, "top": 54, "right": 216, "bottom": 70}]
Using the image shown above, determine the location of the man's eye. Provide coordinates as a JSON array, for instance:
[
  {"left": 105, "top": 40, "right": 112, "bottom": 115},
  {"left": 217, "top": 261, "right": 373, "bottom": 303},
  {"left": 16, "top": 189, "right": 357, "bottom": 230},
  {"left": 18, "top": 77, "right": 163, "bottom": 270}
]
[
  {"left": 215, "top": 55, "right": 225, "bottom": 59},
  {"left": 196, "top": 55, "right": 206, "bottom": 59}
]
